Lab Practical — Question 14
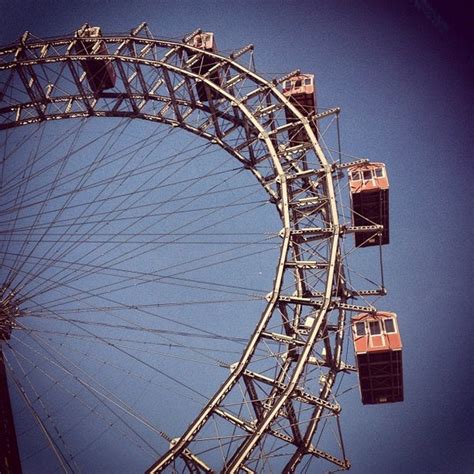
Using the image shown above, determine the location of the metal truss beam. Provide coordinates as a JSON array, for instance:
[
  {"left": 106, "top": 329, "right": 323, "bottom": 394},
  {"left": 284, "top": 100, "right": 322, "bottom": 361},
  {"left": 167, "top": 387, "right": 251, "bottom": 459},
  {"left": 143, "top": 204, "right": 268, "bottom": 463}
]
[{"left": 0, "top": 30, "right": 375, "bottom": 473}]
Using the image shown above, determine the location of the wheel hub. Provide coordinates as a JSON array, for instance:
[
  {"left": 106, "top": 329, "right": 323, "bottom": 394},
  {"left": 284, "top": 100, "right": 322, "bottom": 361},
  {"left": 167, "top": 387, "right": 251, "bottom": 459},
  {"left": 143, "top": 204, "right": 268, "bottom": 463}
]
[{"left": 0, "top": 288, "right": 21, "bottom": 340}]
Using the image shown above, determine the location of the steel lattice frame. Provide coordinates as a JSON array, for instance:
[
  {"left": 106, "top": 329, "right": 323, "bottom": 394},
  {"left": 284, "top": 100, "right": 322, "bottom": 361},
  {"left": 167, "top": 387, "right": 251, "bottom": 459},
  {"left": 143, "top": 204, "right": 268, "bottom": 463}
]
[{"left": 0, "top": 24, "right": 385, "bottom": 472}]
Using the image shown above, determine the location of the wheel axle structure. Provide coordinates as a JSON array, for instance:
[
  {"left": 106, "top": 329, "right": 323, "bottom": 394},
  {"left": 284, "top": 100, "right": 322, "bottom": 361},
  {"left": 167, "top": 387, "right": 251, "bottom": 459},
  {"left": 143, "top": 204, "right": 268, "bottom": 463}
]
[{"left": 0, "top": 23, "right": 391, "bottom": 473}]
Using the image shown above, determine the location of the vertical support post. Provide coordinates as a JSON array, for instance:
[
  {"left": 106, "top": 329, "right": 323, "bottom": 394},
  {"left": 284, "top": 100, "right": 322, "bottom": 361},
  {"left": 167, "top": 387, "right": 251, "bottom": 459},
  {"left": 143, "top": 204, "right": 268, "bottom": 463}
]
[{"left": 0, "top": 345, "right": 22, "bottom": 474}]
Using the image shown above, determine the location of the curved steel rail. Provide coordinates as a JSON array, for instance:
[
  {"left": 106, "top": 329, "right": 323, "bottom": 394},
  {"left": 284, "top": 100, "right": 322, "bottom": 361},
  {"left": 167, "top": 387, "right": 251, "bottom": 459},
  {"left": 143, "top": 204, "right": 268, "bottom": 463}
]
[{"left": 0, "top": 25, "right": 370, "bottom": 472}]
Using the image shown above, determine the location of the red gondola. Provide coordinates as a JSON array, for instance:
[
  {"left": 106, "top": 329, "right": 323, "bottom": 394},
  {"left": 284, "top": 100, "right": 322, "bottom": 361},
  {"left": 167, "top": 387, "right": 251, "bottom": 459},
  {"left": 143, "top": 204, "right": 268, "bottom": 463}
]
[
  {"left": 75, "top": 25, "right": 116, "bottom": 93},
  {"left": 352, "top": 312, "right": 403, "bottom": 404},
  {"left": 348, "top": 162, "right": 389, "bottom": 247},
  {"left": 186, "top": 32, "right": 221, "bottom": 102},
  {"left": 282, "top": 74, "right": 318, "bottom": 147}
]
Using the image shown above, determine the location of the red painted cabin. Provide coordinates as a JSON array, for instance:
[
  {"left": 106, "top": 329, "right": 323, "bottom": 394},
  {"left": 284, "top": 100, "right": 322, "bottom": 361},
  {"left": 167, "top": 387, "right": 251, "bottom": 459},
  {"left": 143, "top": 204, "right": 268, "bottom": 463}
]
[
  {"left": 75, "top": 26, "right": 116, "bottom": 93},
  {"left": 348, "top": 162, "right": 389, "bottom": 247},
  {"left": 352, "top": 312, "right": 403, "bottom": 405},
  {"left": 187, "top": 32, "right": 221, "bottom": 102},
  {"left": 283, "top": 74, "right": 318, "bottom": 147}
]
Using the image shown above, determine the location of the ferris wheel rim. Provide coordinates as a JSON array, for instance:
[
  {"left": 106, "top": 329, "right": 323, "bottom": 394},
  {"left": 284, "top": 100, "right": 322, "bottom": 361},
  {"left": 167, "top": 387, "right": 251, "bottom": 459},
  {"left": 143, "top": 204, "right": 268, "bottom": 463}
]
[{"left": 0, "top": 27, "right": 350, "bottom": 473}]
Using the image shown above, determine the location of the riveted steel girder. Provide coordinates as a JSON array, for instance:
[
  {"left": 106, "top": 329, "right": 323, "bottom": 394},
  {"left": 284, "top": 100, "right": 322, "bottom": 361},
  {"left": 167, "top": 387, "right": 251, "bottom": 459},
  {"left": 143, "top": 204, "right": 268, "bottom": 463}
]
[{"left": 0, "top": 29, "right": 353, "bottom": 473}]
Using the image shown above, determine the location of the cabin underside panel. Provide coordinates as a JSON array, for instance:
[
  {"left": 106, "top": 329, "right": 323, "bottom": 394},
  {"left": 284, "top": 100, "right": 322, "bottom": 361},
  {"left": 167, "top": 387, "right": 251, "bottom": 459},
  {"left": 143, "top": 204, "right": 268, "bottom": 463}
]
[
  {"left": 356, "top": 350, "right": 403, "bottom": 404},
  {"left": 352, "top": 189, "right": 389, "bottom": 247}
]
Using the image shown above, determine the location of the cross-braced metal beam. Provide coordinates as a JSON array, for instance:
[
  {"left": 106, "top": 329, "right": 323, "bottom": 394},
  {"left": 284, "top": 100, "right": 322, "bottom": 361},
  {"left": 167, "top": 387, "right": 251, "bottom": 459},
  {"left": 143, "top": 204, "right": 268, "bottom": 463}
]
[{"left": 0, "top": 27, "right": 382, "bottom": 472}]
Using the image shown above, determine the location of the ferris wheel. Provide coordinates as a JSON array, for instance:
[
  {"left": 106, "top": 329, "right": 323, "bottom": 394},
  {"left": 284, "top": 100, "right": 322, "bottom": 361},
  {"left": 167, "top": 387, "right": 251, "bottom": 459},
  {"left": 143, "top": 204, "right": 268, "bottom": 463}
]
[{"left": 0, "top": 24, "right": 403, "bottom": 473}]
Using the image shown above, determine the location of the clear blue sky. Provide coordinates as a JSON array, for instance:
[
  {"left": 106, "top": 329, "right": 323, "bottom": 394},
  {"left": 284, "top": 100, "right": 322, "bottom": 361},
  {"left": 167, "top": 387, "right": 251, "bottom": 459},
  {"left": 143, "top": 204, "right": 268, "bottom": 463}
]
[{"left": 1, "top": 1, "right": 472, "bottom": 472}]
